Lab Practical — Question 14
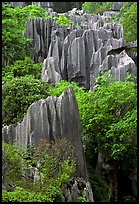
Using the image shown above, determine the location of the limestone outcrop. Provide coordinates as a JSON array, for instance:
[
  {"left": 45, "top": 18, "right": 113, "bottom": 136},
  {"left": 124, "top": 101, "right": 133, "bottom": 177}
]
[
  {"left": 62, "top": 177, "right": 94, "bottom": 202},
  {"left": 4, "top": 2, "right": 53, "bottom": 9},
  {"left": 24, "top": 9, "right": 136, "bottom": 90},
  {"left": 2, "top": 87, "right": 88, "bottom": 180}
]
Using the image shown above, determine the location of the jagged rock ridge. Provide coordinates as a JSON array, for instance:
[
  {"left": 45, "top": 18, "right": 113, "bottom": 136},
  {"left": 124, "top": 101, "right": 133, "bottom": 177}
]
[
  {"left": 24, "top": 9, "right": 136, "bottom": 90},
  {"left": 2, "top": 87, "right": 88, "bottom": 181}
]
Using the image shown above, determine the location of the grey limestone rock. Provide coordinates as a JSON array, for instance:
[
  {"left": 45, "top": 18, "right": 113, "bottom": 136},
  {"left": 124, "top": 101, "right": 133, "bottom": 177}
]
[
  {"left": 25, "top": 18, "right": 55, "bottom": 63},
  {"left": 23, "top": 7, "right": 137, "bottom": 89},
  {"left": 103, "top": 50, "right": 137, "bottom": 81},
  {"left": 67, "top": 36, "right": 86, "bottom": 86},
  {"left": 41, "top": 57, "right": 62, "bottom": 83},
  {"left": 2, "top": 87, "right": 88, "bottom": 180},
  {"left": 4, "top": 2, "right": 53, "bottom": 9},
  {"left": 32, "top": 2, "right": 53, "bottom": 9},
  {"left": 4, "top": 2, "right": 26, "bottom": 8},
  {"left": 62, "top": 177, "right": 94, "bottom": 202},
  {"left": 111, "top": 2, "right": 123, "bottom": 11}
]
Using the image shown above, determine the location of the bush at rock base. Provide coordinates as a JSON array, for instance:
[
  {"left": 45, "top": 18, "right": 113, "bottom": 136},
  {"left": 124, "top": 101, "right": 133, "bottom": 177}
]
[{"left": 2, "top": 138, "right": 76, "bottom": 202}]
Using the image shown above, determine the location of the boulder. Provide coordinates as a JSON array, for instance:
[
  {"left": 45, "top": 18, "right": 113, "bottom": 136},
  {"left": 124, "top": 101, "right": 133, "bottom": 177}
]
[{"left": 2, "top": 87, "right": 88, "bottom": 180}]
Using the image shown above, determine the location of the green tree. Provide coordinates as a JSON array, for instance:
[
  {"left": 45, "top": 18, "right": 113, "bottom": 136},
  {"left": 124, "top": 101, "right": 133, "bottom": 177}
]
[
  {"left": 49, "top": 75, "right": 137, "bottom": 202},
  {"left": 119, "top": 2, "right": 137, "bottom": 42},
  {"left": 55, "top": 14, "right": 74, "bottom": 26},
  {"left": 82, "top": 2, "right": 113, "bottom": 14},
  {"left": 2, "top": 57, "right": 43, "bottom": 83},
  {"left": 2, "top": 76, "right": 50, "bottom": 126},
  {"left": 2, "top": 4, "right": 48, "bottom": 66}
]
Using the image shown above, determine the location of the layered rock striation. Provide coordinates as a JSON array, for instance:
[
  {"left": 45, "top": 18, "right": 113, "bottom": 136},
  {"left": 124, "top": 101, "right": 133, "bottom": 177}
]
[
  {"left": 2, "top": 87, "right": 88, "bottom": 180},
  {"left": 24, "top": 9, "right": 137, "bottom": 90}
]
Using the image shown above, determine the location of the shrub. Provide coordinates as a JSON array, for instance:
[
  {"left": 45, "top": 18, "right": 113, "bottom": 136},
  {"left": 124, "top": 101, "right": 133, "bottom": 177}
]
[
  {"left": 2, "top": 143, "right": 25, "bottom": 186},
  {"left": 55, "top": 13, "right": 74, "bottom": 26},
  {"left": 2, "top": 138, "right": 76, "bottom": 202},
  {"left": 25, "top": 138, "right": 76, "bottom": 190},
  {"left": 2, "top": 76, "right": 50, "bottom": 126},
  {"left": 2, "top": 57, "right": 43, "bottom": 83}
]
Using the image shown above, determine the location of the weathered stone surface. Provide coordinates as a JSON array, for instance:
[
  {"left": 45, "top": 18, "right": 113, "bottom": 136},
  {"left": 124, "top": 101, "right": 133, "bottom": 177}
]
[
  {"left": 25, "top": 18, "right": 55, "bottom": 63},
  {"left": 67, "top": 36, "right": 86, "bottom": 85},
  {"left": 4, "top": 2, "right": 53, "bottom": 9},
  {"left": 41, "top": 57, "right": 62, "bottom": 83},
  {"left": 111, "top": 2, "right": 123, "bottom": 11},
  {"left": 62, "top": 177, "right": 94, "bottom": 202},
  {"left": 38, "top": 9, "right": 137, "bottom": 90},
  {"left": 32, "top": 2, "right": 53, "bottom": 9},
  {"left": 2, "top": 87, "right": 88, "bottom": 180},
  {"left": 4, "top": 2, "right": 26, "bottom": 8},
  {"left": 107, "top": 50, "right": 136, "bottom": 81}
]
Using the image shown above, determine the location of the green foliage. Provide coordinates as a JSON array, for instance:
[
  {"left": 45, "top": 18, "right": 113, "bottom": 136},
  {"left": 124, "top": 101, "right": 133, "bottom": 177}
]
[
  {"left": 2, "top": 4, "right": 30, "bottom": 66},
  {"left": 55, "top": 14, "right": 74, "bottom": 26},
  {"left": 76, "top": 195, "right": 88, "bottom": 202},
  {"left": 2, "top": 186, "right": 60, "bottom": 202},
  {"left": 90, "top": 80, "right": 136, "bottom": 161},
  {"left": 2, "top": 3, "right": 48, "bottom": 66},
  {"left": 121, "top": 195, "right": 137, "bottom": 202},
  {"left": 2, "top": 143, "right": 24, "bottom": 186},
  {"left": 2, "top": 57, "right": 42, "bottom": 83},
  {"left": 50, "top": 74, "right": 137, "bottom": 166},
  {"left": 2, "top": 76, "right": 50, "bottom": 126},
  {"left": 2, "top": 139, "right": 76, "bottom": 202},
  {"left": 25, "top": 138, "right": 76, "bottom": 190},
  {"left": 82, "top": 2, "right": 113, "bottom": 14},
  {"left": 119, "top": 2, "right": 137, "bottom": 42},
  {"left": 107, "top": 2, "right": 137, "bottom": 42}
]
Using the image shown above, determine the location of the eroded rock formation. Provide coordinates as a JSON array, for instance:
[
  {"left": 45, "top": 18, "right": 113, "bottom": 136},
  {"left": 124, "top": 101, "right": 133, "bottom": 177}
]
[
  {"left": 2, "top": 87, "right": 88, "bottom": 180},
  {"left": 24, "top": 9, "right": 137, "bottom": 90}
]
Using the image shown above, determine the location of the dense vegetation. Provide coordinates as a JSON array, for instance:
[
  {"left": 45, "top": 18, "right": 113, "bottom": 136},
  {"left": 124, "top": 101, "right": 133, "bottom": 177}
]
[
  {"left": 49, "top": 75, "right": 137, "bottom": 202},
  {"left": 2, "top": 76, "right": 50, "bottom": 126},
  {"left": 2, "top": 2, "right": 137, "bottom": 202},
  {"left": 2, "top": 139, "right": 76, "bottom": 202}
]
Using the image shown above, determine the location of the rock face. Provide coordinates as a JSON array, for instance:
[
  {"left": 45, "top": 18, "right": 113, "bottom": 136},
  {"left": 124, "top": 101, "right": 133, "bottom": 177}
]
[
  {"left": 3, "top": 2, "right": 53, "bottom": 9},
  {"left": 2, "top": 87, "right": 88, "bottom": 180},
  {"left": 62, "top": 177, "right": 94, "bottom": 202},
  {"left": 24, "top": 9, "right": 137, "bottom": 90}
]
